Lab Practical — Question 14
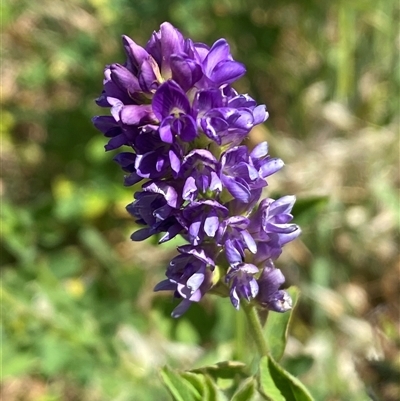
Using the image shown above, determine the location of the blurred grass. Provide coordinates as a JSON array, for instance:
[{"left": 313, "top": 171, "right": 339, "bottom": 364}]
[{"left": 1, "top": 0, "right": 399, "bottom": 400}]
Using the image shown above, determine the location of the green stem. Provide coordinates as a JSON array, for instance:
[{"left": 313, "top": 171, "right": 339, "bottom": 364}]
[
  {"left": 235, "top": 305, "right": 246, "bottom": 361},
  {"left": 242, "top": 302, "right": 269, "bottom": 357}
]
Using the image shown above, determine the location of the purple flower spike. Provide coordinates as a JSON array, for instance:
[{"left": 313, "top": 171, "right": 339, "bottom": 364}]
[{"left": 93, "top": 22, "right": 300, "bottom": 317}]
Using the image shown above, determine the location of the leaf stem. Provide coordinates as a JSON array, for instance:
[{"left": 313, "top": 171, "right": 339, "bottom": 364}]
[{"left": 242, "top": 302, "right": 269, "bottom": 357}]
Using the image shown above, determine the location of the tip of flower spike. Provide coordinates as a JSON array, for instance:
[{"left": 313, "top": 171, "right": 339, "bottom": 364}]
[
  {"left": 263, "top": 290, "right": 293, "bottom": 313},
  {"left": 274, "top": 291, "right": 293, "bottom": 312}
]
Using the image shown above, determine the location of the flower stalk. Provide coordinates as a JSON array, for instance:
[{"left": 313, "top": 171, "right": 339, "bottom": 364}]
[{"left": 242, "top": 301, "right": 269, "bottom": 357}]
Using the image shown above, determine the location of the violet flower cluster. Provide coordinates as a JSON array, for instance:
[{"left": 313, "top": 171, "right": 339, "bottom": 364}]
[{"left": 93, "top": 23, "right": 300, "bottom": 318}]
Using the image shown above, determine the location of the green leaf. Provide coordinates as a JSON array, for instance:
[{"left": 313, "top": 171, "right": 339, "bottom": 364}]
[
  {"left": 291, "top": 196, "right": 329, "bottom": 220},
  {"left": 258, "top": 359, "right": 286, "bottom": 401},
  {"left": 203, "top": 374, "right": 229, "bottom": 401},
  {"left": 231, "top": 377, "right": 257, "bottom": 401},
  {"left": 180, "top": 372, "right": 208, "bottom": 399},
  {"left": 163, "top": 370, "right": 228, "bottom": 401},
  {"left": 160, "top": 366, "right": 201, "bottom": 401},
  {"left": 259, "top": 356, "right": 315, "bottom": 401},
  {"left": 264, "top": 286, "right": 300, "bottom": 361},
  {"left": 181, "top": 372, "right": 229, "bottom": 401},
  {"left": 190, "top": 361, "right": 248, "bottom": 380},
  {"left": 284, "top": 355, "right": 314, "bottom": 377}
]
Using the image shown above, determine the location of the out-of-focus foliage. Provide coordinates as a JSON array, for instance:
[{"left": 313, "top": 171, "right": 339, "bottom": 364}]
[{"left": 1, "top": 0, "right": 399, "bottom": 400}]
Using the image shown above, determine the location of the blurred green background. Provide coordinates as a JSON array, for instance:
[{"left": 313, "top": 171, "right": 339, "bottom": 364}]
[{"left": 1, "top": 0, "right": 399, "bottom": 400}]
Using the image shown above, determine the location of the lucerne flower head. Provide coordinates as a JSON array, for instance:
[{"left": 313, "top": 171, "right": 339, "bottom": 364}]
[{"left": 93, "top": 22, "right": 300, "bottom": 317}]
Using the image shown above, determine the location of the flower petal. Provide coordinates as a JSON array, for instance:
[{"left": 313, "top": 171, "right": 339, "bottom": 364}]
[
  {"left": 122, "top": 35, "right": 149, "bottom": 72},
  {"left": 203, "top": 39, "right": 232, "bottom": 76},
  {"left": 171, "top": 54, "right": 202, "bottom": 91},
  {"left": 152, "top": 81, "right": 191, "bottom": 120},
  {"left": 171, "top": 299, "right": 192, "bottom": 318},
  {"left": 120, "top": 105, "right": 154, "bottom": 125},
  {"left": 209, "top": 60, "right": 246, "bottom": 86},
  {"left": 159, "top": 116, "right": 174, "bottom": 143}
]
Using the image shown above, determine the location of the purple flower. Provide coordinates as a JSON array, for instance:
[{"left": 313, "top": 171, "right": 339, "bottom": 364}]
[
  {"left": 248, "top": 142, "right": 284, "bottom": 178},
  {"left": 113, "top": 152, "right": 141, "bottom": 186},
  {"left": 256, "top": 260, "right": 292, "bottom": 313},
  {"left": 180, "top": 149, "right": 222, "bottom": 201},
  {"left": 227, "top": 93, "right": 269, "bottom": 125},
  {"left": 154, "top": 245, "right": 215, "bottom": 317},
  {"left": 122, "top": 35, "right": 160, "bottom": 93},
  {"left": 126, "top": 181, "right": 183, "bottom": 243},
  {"left": 220, "top": 144, "right": 283, "bottom": 203},
  {"left": 249, "top": 196, "right": 301, "bottom": 263},
  {"left": 146, "top": 22, "right": 185, "bottom": 79},
  {"left": 200, "top": 39, "right": 246, "bottom": 87},
  {"left": 134, "top": 127, "right": 184, "bottom": 179},
  {"left": 92, "top": 115, "right": 140, "bottom": 151},
  {"left": 152, "top": 81, "right": 197, "bottom": 143},
  {"left": 93, "top": 22, "right": 301, "bottom": 317},
  {"left": 226, "top": 263, "right": 259, "bottom": 309},
  {"left": 110, "top": 99, "right": 155, "bottom": 127},
  {"left": 216, "top": 216, "right": 257, "bottom": 265},
  {"left": 200, "top": 106, "right": 254, "bottom": 147},
  {"left": 179, "top": 200, "right": 229, "bottom": 245}
]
